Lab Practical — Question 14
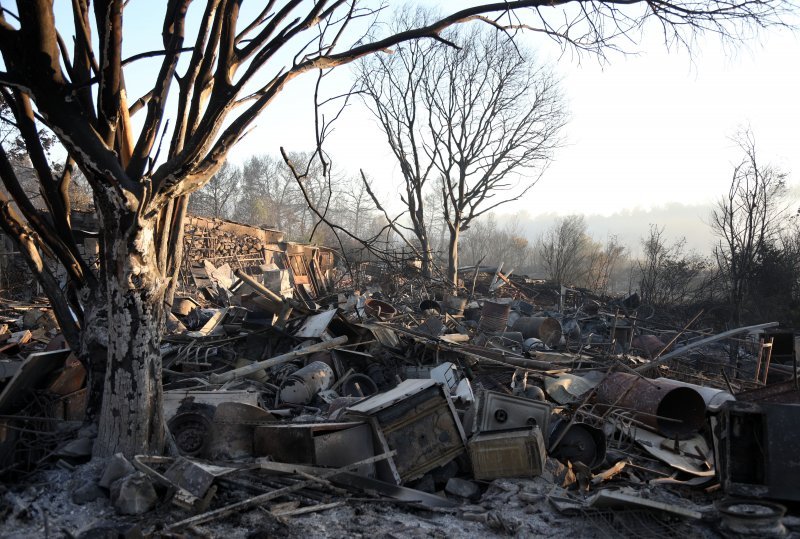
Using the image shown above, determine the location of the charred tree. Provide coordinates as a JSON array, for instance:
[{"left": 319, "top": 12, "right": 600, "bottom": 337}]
[
  {"left": 361, "top": 23, "right": 567, "bottom": 286},
  {"left": 0, "top": 1, "right": 790, "bottom": 457}
]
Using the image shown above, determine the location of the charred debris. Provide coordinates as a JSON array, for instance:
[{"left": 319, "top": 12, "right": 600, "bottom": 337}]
[{"left": 1, "top": 217, "right": 799, "bottom": 538}]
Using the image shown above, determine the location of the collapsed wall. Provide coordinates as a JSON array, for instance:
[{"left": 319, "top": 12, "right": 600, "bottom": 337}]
[{"left": 0, "top": 212, "right": 336, "bottom": 301}]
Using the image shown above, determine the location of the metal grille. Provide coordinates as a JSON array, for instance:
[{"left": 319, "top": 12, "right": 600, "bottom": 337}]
[{"left": 579, "top": 508, "right": 694, "bottom": 539}]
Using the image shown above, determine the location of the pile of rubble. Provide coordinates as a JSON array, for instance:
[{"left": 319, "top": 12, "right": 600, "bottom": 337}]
[{"left": 1, "top": 262, "right": 799, "bottom": 538}]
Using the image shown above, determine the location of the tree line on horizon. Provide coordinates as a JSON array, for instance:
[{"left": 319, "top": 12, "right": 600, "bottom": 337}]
[{"left": 183, "top": 126, "right": 799, "bottom": 328}]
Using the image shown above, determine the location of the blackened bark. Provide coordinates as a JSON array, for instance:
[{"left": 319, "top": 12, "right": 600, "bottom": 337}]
[
  {"left": 447, "top": 224, "right": 460, "bottom": 287},
  {"left": 79, "top": 285, "right": 108, "bottom": 422},
  {"left": 94, "top": 213, "right": 166, "bottom": 457}
]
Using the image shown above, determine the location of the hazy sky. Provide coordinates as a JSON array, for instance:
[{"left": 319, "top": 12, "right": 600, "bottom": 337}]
[
  {"left": 224, "top": 4, "right": 800, "bottom": 225},
  {"left": 49, "top": 2, "right": 800, "bottom": 240}
]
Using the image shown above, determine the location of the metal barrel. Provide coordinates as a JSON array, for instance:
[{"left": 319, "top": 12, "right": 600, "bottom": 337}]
[
  {"left": 512, "top": 316, "right": 563, "bottom": 347},
  {"left": 595, "top": 372, "right": 706, "bottom": 438},
  {"left": 654, "top": 377, "right": 735, "bottom": 411},
  {"left": 478, "top": 300, "right": 511, "bottom": 333}
]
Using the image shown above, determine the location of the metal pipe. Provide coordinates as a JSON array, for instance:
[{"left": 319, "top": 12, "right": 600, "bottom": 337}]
[{"left": 210, "top": 336, "right": 348, "bottom": 383}]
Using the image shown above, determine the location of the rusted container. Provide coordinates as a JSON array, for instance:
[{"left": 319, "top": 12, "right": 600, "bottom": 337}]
[
  {"left": 478, "top": 300, "right": 511, "bottom": 334},
  {"left": 512, "top": 316, "right": 562, "bottom": 347},
  {"left": 654, "top": 377, "right": 734, "bottom": 411},
  {"left": 595, "top": 372, "right": 706, "bottom": 438}
]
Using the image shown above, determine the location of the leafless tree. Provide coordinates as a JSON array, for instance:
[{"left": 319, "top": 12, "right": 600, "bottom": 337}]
[
  {"left": 360, "top": 22, "right": 567, "bottom": 285},
  {"left": 582, "top": 235, "right": 626, "bottom": 293},
  {"left": 539, "top": 215, "right": 589, "bottom": 286},
  {"left": 460, "top": 213, "right": 536, "bottom": 272},
  {"left": 638, "top": 224, "right": 708, "bottom": 306},
  {"left": 235, "top": 152, "right": 334, "bottom": 241},
  {"left": 356, "top": 8, "right": 439, "bottom": 276},
  {"left": 711, "top": 128, "right": 788, "bottom": 324},
  {"left": 188, "top": 161, "right": 240, "bottom": 219},
  {"left": 0, "top": 1, "right": 789, "bottom": 457}
]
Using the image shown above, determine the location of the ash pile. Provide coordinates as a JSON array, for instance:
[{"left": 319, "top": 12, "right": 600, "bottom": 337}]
[{"left": 1, "top": 262, "right": 799, "bottom": 538}]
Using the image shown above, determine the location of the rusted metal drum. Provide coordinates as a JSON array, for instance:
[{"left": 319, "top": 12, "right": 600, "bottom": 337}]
[
  {"left": 631, "top": 334, "right": 667, "bottom": 357},
  {"left": 595, "top": 372, "right": 706, "bottom": 438},
  {"left": 479, "top": 300, "right": 511, "bottom": 333},
  {"left": 654, "top": 377, "right": 735, "bottom": 411},
  {"left": 512, "top": 316, "right": 563, "bottom": 348}
]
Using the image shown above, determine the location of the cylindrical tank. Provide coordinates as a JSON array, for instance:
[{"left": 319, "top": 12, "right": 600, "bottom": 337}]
[
  {"left": 279, "top": 361, "right": 335, "bottom": 404},
  {"left": 595, "top": 372, "right": 706, "bottom": 438},
  {"left": 654, "top": 377, "right": 735, "bottom": 411},
  {"left": 479, "top": 300, "right": 511, "bottom": 333},
  {"left": 512, "top": 316, "right": 563, "bottom": 347}
]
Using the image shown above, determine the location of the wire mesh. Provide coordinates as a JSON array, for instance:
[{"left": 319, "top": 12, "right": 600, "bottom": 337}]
[{"left": 579, "top": 508, "right": 695, "bottom": 539}]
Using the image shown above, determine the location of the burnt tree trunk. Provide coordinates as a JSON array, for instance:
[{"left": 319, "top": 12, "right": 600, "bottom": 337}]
[
  {"left": 94, "top": 212, "right": 167, "bottom": 457},
  {"left": 420, "top": 234, "right": 434, "bottom": 278},
  {"left": 446, "top": 223, "right": 460, "bottom": 288},
  {"left": 79, "top": 285, "right": 109, "bottom": 422}
]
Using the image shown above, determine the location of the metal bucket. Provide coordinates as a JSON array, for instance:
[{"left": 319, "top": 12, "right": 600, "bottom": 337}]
[
  {"left": 595, "top": 372, "right": 706, "bottom": 438},
  {"left": 512, "top": 316, "right": 563, "bottom": 347},
  {"left": 479, "top": 300, "right": 511, "bottom": 333},
  {"left": 279, "top": 361, "right": 335, "bottom": 404},
  {"left": 444, "top": 295, "right": 468, "bottom": 315},
  {"left": 419, "top": 299, "right": 443, "bottom": 314},
  {"left": 364, "top": 298, "right": 397, "bottom": 320}
]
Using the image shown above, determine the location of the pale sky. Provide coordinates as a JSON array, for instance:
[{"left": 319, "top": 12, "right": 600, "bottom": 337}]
[
  {"left": 225, "top": 5, "right": 800, "bottom": 224},
  {"left": 48, "top": 2, "right": 800, "bottom": 236}
]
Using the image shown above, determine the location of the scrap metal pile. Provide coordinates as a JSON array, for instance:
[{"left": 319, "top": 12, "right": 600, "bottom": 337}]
[{"left": 1, "top": 262, "right": 799, "bottom": 538}]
